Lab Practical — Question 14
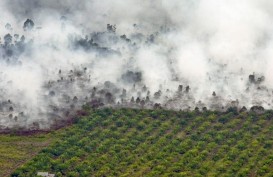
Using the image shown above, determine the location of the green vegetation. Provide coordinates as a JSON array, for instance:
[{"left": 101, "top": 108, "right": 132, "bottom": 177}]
[{"left": 6, "top": 108, "right": 273, "bottom": 176}]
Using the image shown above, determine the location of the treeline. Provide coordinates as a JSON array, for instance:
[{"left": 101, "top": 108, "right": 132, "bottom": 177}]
[{"left": 12, "top": 108, "right": 273, "bottom": 176}]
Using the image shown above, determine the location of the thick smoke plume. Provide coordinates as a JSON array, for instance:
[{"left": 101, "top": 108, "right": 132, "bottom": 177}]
[{"left": 0, "top": 0, "right": 273, "bottom": 130}]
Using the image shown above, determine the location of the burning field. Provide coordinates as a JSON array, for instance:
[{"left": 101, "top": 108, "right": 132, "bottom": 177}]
[{"left": 1, "top": 1, "right": 273, "bottom": 176}]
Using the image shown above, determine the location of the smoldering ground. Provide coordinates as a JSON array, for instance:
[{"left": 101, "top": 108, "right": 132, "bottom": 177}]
[{"left": 0, "top": 0, "right": 273, "bottom": 130}]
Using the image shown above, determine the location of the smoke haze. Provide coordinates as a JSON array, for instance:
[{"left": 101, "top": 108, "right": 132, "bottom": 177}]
[{"left": 0, "top": 0, "right": 273, "bottom": 130}]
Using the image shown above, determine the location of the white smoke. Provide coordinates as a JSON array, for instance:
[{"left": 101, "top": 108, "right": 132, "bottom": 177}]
[{"left": 0, "top": 0, "right": 272, "bottom": 130}]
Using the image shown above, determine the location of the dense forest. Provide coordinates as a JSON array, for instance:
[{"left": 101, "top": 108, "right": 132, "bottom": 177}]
[{"left": 9, "top": 107, "right": 273, "bottom": 177}]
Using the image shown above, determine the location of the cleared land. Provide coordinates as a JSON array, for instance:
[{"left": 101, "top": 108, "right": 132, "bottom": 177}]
[{"left": 0, "top": 133, "right": 53, "bottom": 177}]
